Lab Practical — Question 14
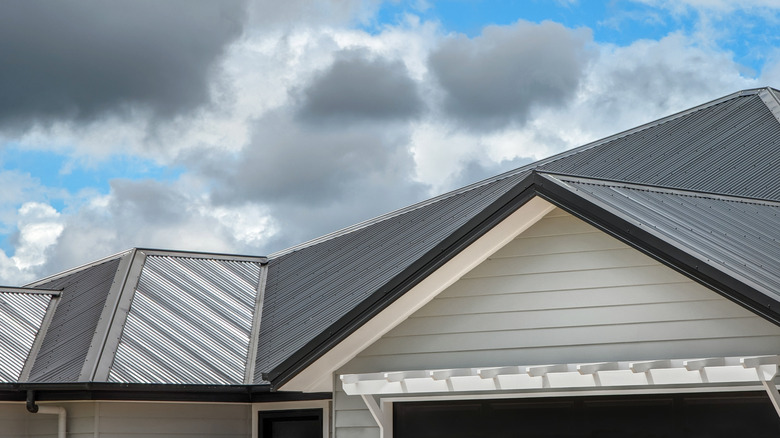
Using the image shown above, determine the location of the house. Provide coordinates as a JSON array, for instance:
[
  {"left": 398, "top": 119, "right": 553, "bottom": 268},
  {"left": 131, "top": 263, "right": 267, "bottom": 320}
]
[{"left": 2, "top": 87, "right": 780, "bottom": 437}]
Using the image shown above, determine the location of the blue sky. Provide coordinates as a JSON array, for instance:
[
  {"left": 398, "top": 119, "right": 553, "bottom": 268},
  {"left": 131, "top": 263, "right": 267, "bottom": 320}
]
[{"left": 0, "top": 0, "right": 778, "bottom": 284}]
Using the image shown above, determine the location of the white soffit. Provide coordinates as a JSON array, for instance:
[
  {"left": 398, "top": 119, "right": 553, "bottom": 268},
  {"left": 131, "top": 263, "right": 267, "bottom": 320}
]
[
  {"left": 341, "top": 355, "right": 780, "bottom": 396},
  {"left": 280, "top": 196, "right": 556, "bottom": 392}
]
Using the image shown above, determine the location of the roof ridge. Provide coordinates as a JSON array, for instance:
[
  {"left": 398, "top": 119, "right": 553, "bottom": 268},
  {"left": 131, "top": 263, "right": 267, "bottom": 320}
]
[
  {"left": 268, "top": 164, "right": 536, "bottom": 258},
  {"left": 759, "top": 87, "right": 780, "bottom": 125},
  {"left": 535, "top": 88, "right": 760, "bottom": 171},
  {"left": 544, "top": 173, "right": 780, "bottom": 208}
]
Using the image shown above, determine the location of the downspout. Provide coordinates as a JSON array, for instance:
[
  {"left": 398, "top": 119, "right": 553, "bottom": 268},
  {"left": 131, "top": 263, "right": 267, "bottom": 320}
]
[{"left": 26, "top": 390, "right": 66, "bottom": 438}]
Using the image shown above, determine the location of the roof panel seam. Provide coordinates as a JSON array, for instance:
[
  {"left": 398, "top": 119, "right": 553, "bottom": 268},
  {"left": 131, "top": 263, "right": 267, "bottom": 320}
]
[
  {"left": 246, "top": 263, "right": 268, "bottom": 384},
  {"left": 540, "top": 172, "right": 780, "bottom": 207}
]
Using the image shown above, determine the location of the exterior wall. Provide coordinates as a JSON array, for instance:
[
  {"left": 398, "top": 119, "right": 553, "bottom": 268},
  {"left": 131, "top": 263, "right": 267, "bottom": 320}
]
[
  {"left": 0, "top": 401, "right": 251, "bottom": 438},
  {"left": 0, "top": 402, "right": 95, "bottom": 438},
  {"left": 96, "top": 402, "right": 250, "bottom": 438},
  {"left": 334, "top": 207, "right": 780, "bottom": 437},
  {"left": 334, "top": 385, "right": 379, "bottom": 438}
]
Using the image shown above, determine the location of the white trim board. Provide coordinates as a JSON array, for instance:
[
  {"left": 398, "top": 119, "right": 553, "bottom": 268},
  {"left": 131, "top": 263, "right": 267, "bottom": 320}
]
[
  {"left": 340, "top": 355, "right": 780, "bottom": 395},
  {"left": 279, "top": 196, "right": 556, "bottom": 392}
]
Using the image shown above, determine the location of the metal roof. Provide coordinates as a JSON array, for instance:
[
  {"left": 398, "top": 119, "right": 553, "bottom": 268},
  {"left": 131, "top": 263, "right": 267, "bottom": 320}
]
[
  {"left": 108, "top": 254, "right": 263, "bottom": 384},
  {"left": 26, "top": 256, "right": 124, "bottom": 383},
  {"left": 0, "top": 290, "right": 54, "bottom": 382},
  {"left": 538, "top": 89, "right": 780, "bottom": 201}
]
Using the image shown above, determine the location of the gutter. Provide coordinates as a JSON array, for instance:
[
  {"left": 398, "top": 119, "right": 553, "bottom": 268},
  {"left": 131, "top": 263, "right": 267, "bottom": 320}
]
[
  {"left": 27, "top": 390, "right": 66, "bottom": 438},
  {"left": 0, "top": 382, "right": 330, "bottom": 404}
]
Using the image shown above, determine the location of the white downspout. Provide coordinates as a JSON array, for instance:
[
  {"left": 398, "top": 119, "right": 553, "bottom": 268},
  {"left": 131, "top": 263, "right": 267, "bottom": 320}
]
[{"left": 26, "top": 390, "right": 66, "bottom": 438}]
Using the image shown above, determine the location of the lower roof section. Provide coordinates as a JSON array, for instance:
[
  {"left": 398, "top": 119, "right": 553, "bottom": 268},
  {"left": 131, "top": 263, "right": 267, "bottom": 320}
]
[{"left": 0, "top": 290, "right": 54, "bottom": 382}]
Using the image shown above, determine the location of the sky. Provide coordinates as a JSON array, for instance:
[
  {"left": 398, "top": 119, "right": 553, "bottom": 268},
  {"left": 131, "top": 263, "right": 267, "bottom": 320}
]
[{"left": 1, "top": 0, "right": 780, "bottom": 285}]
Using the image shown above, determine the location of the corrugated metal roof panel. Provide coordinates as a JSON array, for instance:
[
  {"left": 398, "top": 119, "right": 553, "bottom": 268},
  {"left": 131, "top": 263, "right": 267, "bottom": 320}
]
[
  {"left": 27, "top": 257, "right": 122, "bottom": 382},
  {"left": 551, "top": 175, "right": 780, "bottom": 300},
  {"left": 0, "top": 292, "right": 51, "bottom": 382},
  {"left": 254, "top": 169, "right": 532, "bottom": 381},
  {"left": 539, "top": 92, "right": 780, "bottom": 201},
  {"left": 108, "top": 255, "right": 262, "bottom": 384}
]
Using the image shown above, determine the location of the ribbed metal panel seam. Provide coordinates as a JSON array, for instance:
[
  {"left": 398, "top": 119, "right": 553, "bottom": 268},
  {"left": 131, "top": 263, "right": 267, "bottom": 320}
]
[
  {"left": 759, "top": 88, "right": 780, "bottom": 126},
  {"left": 91, "top": 250, "right": 148, "bottom": 381},
  {"left": 81, "top": 249, "right": 137, "bottom": 381},
  {"left": 245, "top": 263, "right": 268, "bottom": 384}
]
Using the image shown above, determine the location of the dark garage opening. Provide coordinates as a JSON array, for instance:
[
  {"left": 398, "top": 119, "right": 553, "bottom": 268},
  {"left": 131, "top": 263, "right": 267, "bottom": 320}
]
[{"left": 394, "top": 392, "right": 780, "bottom": 438}]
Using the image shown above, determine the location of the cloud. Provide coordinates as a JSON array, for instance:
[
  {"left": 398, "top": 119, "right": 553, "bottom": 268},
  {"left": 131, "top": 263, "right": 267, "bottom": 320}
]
[
  {"left": 40, "top": 177, "right": 277, "bottom": 275},
  {"left": 0, "top": 0, "right": 246, "bottom": 130},
  {"left": 428, "top": 20, "right": 594, "bottom": 131},
  {"left": 297, "top": 50, "right": 424, "bottom": 122},
  {"left": 198, "top": 108, "right": 429, "bottom": 248},
  {"left": 247, "top": 0, "right": 382, "bottom": 28},
  {"left": 0, "top": 202, "right": 63, "bottom": 285}
]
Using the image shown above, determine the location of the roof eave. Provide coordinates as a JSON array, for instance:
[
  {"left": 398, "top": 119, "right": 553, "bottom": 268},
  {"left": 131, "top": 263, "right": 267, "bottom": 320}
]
[{"left": 0, "top": 382, "right": 329, "bottom": 404}]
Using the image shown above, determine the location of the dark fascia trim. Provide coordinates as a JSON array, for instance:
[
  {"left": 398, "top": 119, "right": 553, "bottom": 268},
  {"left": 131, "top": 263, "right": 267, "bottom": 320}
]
[
  {"left": 0, "top": 383, "right": 330, "bottom": 403},
  {"left": 265, "top": 172, "right": 539, "bottom": 389},
  {"left": 533, "top": 173, "right": 780, "bottom": 326}
]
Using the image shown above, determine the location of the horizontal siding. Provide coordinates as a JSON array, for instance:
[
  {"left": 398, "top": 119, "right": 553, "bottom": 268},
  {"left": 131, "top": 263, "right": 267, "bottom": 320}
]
[
  {"left": 97, "top": 402, "right": 250, "bottom": 438},
  {"left": 334, "top": 388, "right": 379, "bottom": 438},
  {"left": 0, "top": 403, "right": 30, "bottom": 437},
  {"left": 344, "top": 208, "right": 780, "bottom": 375},
  {"left": 0, "top": 401, "right": 250, "bottom": 438},
  {"left": 0, "top": 402, "right": 95, "bottom": 438}
]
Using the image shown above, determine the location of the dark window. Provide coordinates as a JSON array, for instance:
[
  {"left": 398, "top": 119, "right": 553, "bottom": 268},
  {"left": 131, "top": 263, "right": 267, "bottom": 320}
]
[
  {"left": 394, "top": 392, "right": 780, "bottom": 438},
  {"left": 258, "top": 409, "right": 322, "bottom": 438}
]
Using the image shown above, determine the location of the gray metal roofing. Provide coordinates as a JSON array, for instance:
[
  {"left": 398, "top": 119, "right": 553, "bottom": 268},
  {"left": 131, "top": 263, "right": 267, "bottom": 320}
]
[
  {"left": 547, "top": 175, "right": 780, "bottom": 300},
  {"left": 108, "top": 255, "right": 262, "bottom": 384},
  {"left": 0, "top": 291, "right": 52, "bottom": 382},
  {"left": 539, "top": 94, "right": 780, "bottom": 201},
  {"left": 27, "top": 256, "right": 123, "bottom": 383},
  {"left": 538, "top": 90, "right": 780, "bottom": 201},
  {"left": 254, "top": 168, "right": 533, "bottom": 381}
]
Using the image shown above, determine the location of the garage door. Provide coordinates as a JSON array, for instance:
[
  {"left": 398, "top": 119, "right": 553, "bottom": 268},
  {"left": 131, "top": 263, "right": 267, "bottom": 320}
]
[{"left": 394, "top": 392, "right": 780, "bottom": 438}]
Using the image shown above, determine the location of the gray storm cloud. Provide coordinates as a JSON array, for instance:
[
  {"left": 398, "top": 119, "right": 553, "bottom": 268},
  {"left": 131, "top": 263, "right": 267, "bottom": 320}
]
[
  {"left": 201, "top": 110, "right": 429, "bottom": 248},
  {"left": 429, "top": 20, "right": 594, "bottom": 131},
  {"left": 297, "top": 51, "right": 424, "bottom": 122},
  {"left": 0, "top": 0, "right": 246, "bottom": 129}
]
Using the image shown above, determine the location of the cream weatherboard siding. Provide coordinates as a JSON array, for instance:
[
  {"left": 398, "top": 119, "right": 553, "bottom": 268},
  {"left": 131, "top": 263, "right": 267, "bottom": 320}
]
[
  {"left": 0, "top": 402, "right": 250, "bottom": 438},
  {"left": 334, "top": 207, "right": 780, "bottom": 438}
]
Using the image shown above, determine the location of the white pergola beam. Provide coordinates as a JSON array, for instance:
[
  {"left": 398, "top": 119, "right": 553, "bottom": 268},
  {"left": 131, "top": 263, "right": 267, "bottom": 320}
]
[{"left": 342, "top": 355, "right": 780, "bottom": 396}]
